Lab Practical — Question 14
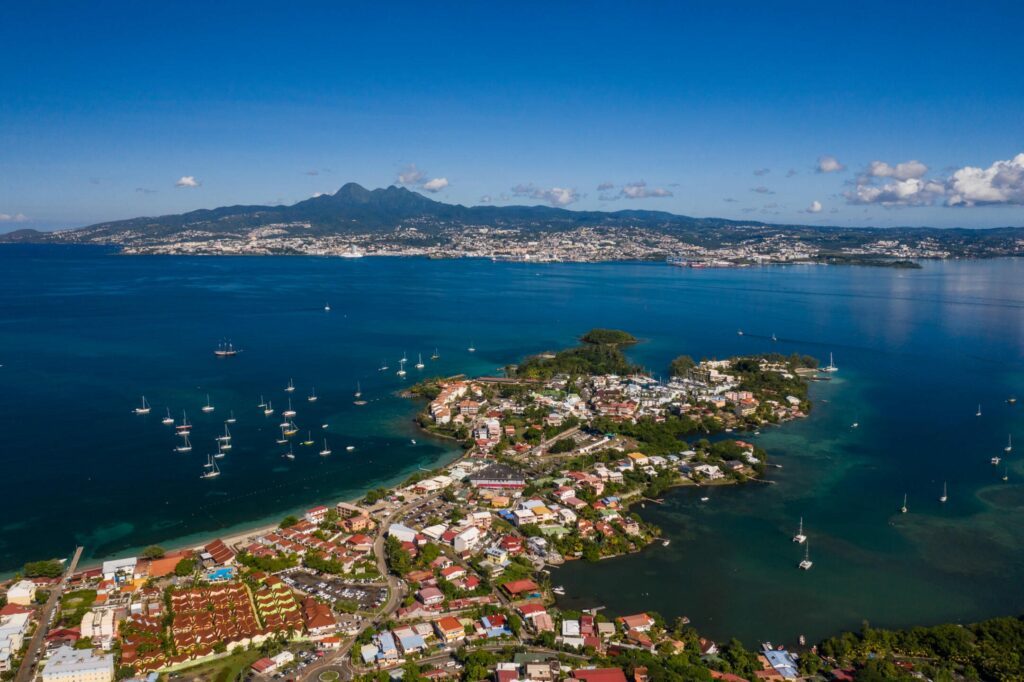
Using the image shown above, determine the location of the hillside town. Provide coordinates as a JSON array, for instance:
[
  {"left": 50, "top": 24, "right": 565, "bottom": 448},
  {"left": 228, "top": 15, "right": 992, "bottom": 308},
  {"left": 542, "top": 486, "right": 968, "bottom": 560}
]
[{"left": 0, "top": 334, "right": 846, "bottom": 682}]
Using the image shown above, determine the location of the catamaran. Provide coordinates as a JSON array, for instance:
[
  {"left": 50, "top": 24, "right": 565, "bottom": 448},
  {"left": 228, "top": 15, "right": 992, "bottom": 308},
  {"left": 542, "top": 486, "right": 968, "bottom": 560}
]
[
  {"left": 283, "top": 398, "right": 297, "bottom": 419},
  {"left": 900, "top": 493, "right": 908, "bottom": 514},
  {"left": 397, "top": 358, "right": 407, "bottom": 377},
  {"left": 798, "top": 542, "right": 813, "bottom": 570},
  {"left": 792, "top": 517, "right": 807, "bottom": 544},
  {"left": 200, "top": 455, "right": 220, "bottom": 478},
  {"left": 821, "top": 353, "right": 838, "bottom": 373},
  {"left": 307, "top": 387, "right": 318, "bottom": 402},
  {"left": 939, "top": 482, "right": 948, "bottom": 503},
  {"left": 214, "top": 341, "right": 239, "bottom": 357},
  {"left": 302, "top": 431, "right": 315, "bottom": 446},
  {"left": 264, "top": 400, "right": 274, "bottom": 416},
  {"left": 285, "top": 378, "right": 295, "bottom": 393},
  {"left": 162, "top": 408, "right": 174, "bottom": 425},
  {"left": 201, "top": 394, "right": 215, "bottom": 413},
  {"left": 134, "top": 396, "right": 151, "bottom": 415},
  {"left": 415, "top": 353, "right": 425, "bottom": 370},
  {"left": 320, "top": 438, "right": 332, "bottom": 456},
  {"left": 175, "top": 434, "right": 192, "bottom": 453}
]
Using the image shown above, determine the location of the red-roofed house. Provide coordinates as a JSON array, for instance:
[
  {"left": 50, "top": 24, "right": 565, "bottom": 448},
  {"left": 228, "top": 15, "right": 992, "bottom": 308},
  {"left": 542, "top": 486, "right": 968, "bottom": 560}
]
[{"left": 572, "top": 669, "right": 627, "bottom": 682}]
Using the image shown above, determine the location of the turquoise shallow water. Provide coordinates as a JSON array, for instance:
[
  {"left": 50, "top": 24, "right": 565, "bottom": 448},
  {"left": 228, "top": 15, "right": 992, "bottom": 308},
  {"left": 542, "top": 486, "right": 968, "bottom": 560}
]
[{"left": 1, "top": 245, "right": 1023, "bottom": 644}]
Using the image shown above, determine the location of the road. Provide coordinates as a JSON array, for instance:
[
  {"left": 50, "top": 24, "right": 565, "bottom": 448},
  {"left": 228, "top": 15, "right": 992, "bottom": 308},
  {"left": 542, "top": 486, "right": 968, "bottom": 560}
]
[{"left": 15, "top": 546, "right": 84, "bottom": 682}]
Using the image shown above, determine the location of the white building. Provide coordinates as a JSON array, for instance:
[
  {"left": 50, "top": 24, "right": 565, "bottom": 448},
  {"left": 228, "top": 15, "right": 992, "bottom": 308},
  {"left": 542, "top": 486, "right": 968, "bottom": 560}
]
[
  {"left": 42, "top": 646, "right": 115, "bottom": 682},
  {"left": 453, "top": 526, "right": 480, "bottom": 552},
  {"left": 101, "top": 557, "right": 137, "bottom": 583},
  {"left": 0, "top": 612, "right": 31, "bottom": 673},
  {"left": 6, "top": 580, "right": 37, "bottom": 606},
  {"left": 79, "top": 610, "right": 117, "bottom": 649}
]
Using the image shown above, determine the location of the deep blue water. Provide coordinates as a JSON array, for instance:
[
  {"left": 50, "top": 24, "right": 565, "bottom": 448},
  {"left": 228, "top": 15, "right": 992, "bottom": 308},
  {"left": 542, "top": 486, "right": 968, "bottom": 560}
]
[{"left": 1, "top": 245, "right": 1022, "bottom": 644}]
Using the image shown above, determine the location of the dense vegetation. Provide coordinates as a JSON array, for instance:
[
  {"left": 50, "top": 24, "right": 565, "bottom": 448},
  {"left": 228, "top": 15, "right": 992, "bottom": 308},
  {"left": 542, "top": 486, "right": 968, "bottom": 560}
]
[
  {"left": 580, "top": 329, "right": 638, "bottom": 346},
  {"left": 512, "top": 335, "right": 642, "bottom": 381},
  {"left": 22, "top": 559, "right": 64, "bottom": 578}
]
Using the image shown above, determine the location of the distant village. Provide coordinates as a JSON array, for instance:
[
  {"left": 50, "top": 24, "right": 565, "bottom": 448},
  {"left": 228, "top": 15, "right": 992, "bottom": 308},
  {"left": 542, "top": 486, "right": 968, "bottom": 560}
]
[{"left": 2, "top": 338, "right": 847, "bottom": 682}]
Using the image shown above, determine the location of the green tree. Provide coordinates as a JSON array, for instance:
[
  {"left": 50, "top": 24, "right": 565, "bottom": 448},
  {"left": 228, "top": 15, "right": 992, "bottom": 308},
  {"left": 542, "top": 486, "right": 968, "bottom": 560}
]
[
  {"left": 141, "top": 545, "right": 166, "bottom": 559},
  {"left": 173, "top": 557, "right": 197, "bottom": 577},
  {"left": 279, "top": 515, "right": 300, "bottom": 529}
]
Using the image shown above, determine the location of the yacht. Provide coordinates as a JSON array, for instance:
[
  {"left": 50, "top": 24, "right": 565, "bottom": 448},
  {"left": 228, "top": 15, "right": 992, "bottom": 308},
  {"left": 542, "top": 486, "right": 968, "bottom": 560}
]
[
  {"left": 821, "top": 353, "right": 838, "bottom": 373},
  {"left": 552, "top": 586, "right": 566, "bottom": 595},
  {"left": 1005, "top": 434, "right": 1013, "bottom": 453},
  {"left": 285, "top": 378, "right": 296, "bottom": 393},
  {"left": 283, "top": 445, "right": 295, "bottom": 460},
  {"left": 900, "top": 493, "right": 908, "bottom": 514},
  {"left": 258, "top": 396, "right": 267, "bottom": 408},
  {"left": 226, "top": 411, "right": 236, "bottom": 424},
  {"left": 276, "top": 424, "right": 289, "bottom": 444},
  {"left": 700, "top": 496, "right": 710, "bottom": 502},
  {"left": 302, "top": 431, "right": 315, "bottom": 446},
  {"left": 468, "top": 341, "right": 476, "bottom": 353},
  {"left": 176, "top": 411, "right": 192, "bottom": 433},
  {"left": 1008, "top": 396, "right": 1018, "bottom": 405},
  {"left": 939, "top": 481, "right": 948, "bottom": 503},
  {"left": 162, "top": 408, "right": 175, "bottom": 425},
  {"left": 431, "top": 348, "right": 440, "bottom": 360},
  {"left": 283, "top": 398, "right": 297, "bottom": 419},
  {"left": 134, "top": 396, "right": 151, "bottom": 415},
  {"left": 737, "top": 329, "right": 744, "bottom": 336},
  {"left": 214, "top": 341, "right": 239, "bottom": 357},
  {"left": 201, "top": 394, "right": 215, "bottom": 413},
  {"left": 324, "top": 302, "right": 331, "bottom": 312},
  {"left": 200, "top": 456, "right": 220, "bottom": 478},
  {"left": 397, "top": 358, "right": 407, "bottom": 377},
  {"left": 307, "top": 387, "right": 318, "bottom": 402},
  {"left": 175, "top": 434, "right": 193, "bottom": 453},
  {"left": 319, "top": 438, "right": 332, "bottom": 456},
  {"left": 346, "top": 445, "right": 356, "bottom": 452},
  {"left": 798, "top": 542, "right": 813, "bottom": 570},
  {"left": 792, "top": 517, "right": 807, "bottom": 544},
  {"left": 264, "top": 400, "right": 274, "bottom": 416},
  {"left": 976, "top": 403, "right": 982, "bottom": 417},
  {"left": 213, "top": 446, "right": 225, "bottom": 459},
  {"left": 415, "top": 353, "right": 425, "bottom": 370},
  {"left": 216, "top": 425, "right": 232, "bottom": 442}
]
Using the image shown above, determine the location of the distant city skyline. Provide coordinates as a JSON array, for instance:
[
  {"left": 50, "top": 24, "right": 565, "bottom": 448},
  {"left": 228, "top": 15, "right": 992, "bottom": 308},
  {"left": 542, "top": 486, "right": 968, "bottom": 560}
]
[{"left": 2, "top": 1, "right": 1023, "bottom": 231}]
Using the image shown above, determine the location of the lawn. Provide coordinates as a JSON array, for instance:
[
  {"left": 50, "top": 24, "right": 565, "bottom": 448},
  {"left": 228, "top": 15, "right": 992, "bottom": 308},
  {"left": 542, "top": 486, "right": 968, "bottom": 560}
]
[{"left": 58, "top": 589, "right": 97, "bottom": 627}]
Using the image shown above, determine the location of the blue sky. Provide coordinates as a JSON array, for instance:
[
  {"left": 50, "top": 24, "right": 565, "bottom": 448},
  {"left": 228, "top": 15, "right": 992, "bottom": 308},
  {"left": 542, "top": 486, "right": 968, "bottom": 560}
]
[{"left": 3, "top": 1, "right": 1024, "bottom": 231}]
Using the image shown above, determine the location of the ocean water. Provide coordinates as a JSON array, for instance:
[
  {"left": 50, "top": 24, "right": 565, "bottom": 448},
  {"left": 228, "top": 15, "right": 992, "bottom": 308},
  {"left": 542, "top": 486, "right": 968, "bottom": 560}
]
[{"left": 1, "top": 245, "right": 1023, "bottom": 644}]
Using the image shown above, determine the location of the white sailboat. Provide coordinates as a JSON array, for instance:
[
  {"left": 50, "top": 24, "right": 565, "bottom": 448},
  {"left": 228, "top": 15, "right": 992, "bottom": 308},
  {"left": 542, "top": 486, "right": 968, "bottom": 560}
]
[
  {"left": 976, "top": 403, "right": 982, "bottom": 417},
  {"left": 283, "top": 398, "right": 297, "bottom": 419},
  {"left": 431, "top": 348, "right": 440, "bottom": 360},
  {"left": 162, "top": 408, "right": 175, "bottom": 425},
  {"left": 200, "top": 455, "right": 220, "bottom": 479},
  {"left": 285, "top": 378, "right": 296, "bottom": 393},
  {"left": 264, "top": 400, "right": 274, "bottom": 416},
  {"left": 258, "top": 395, "right": 267, "bottom": 408},
  {"left": 468, "top": 340, "right": 476, "bottom": 352},
  {"left": 354, "top": 382, "right": 367, "bottom": 406},
  {"left": 798, "top": 541, "right": 813, "bottom": 570},
  {"left": 792, "top": 517, "right": 807, "bottom": 544},
  {"left": 176, "top": 411, "right": 192, "bottom": 433},
  {"left": 415, "top": 353, "right": 425, "bottom": 370},
  {"left": 201, "top": 394, "right": 215, "bottom": 413},
  {"left": 821, "top": 353, "right": 838, "bottom": 373},
  {"left": 1003, "top": 466, "right": 1009, "bottom": 482},
  {"left": 283, "top": 444, "right": 295, "bottom": 460},
  {"left": 175, "top": 434, "right": 193, "bottom": 453},
  {"left": 771, "top": 332, "right": 778, "bottom": 342},
  {"left": 939, "top": 482, "right": 948, "bottom": 503},
  {"left": 1005, "top": 434, "right": 1012, "bottom": 453},
  {"left": 992, "top": 454, "right": 1002, "bottom": 465},
  {"left": 396, "top": 358, "right": 407, "bottom": 377},
  {"left": 307, "top": 386, "right": 318, "bottom": 402},
  {"left": 213, "top": 446, "right": 226, "bottom": 459},
  {"left": 226, "top": 411, "right": 236, "bottom": 424},
  {"left": 134, "top": 396, "right": 151, "bottom": 415},
  {"left": 900, "top": 493, "right": 908, "bottom": 514},
  {"left": 324, "top": 302, "right": 331, "bottom": 312},
  {"left": 319, "top": 438, "right": 332, "bottom": 456},
  {"left": 346, "top": 445, "right": 355, "bottom": 452},
  {"left": 379, "top": 359, "right": 389, "bottom": 371},
  {"left": 276, "top": 424, "right": 289, "bottom": 444}
]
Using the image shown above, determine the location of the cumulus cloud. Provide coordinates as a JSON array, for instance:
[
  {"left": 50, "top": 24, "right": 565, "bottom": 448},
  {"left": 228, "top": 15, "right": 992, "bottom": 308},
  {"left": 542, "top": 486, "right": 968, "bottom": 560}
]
[
  {"left": 751, "top": 186, "right": 775, "bottom": 195},
  {"left": 806, "top": 200, "right": 823, "bottom": 213},
  {"left": 866, "top": 159, "right": 928, "bottom": 180},
  {"left": 946, "top": 153, "right": 1024, "bottom": 207},
  {"left": 511, "top": 183, "right": 580, "bottom": 207},
  {"left": 753, "top": 168, "right": 770, "bottom": 176},
  {"left": 396, "top": 164, "right": 425, "bottom": 186},
  {"left": 846, "top": 177, "right": 945, "bottom": 206},
  {"left": 817, "top": 155, "right": 845, "bottom": 173},
  {"left": 175, "top": 176, "right": 200, "bottom": 188},
  {"left": 620, "top": 181, "right": 673, "bottom": 199},
  {"left": 421, "top": 177, "right": 449, "bottom": 193},
  {"left": 596, "top": 182, "right": 615, "bottom": 191},
  {"left": 0, "top": 212, "right": 28, "bottom": 222}
]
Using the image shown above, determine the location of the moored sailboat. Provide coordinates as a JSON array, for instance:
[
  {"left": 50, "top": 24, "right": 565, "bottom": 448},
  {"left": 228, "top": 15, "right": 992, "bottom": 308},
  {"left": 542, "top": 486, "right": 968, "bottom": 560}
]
[{"left": 134, "top": 396, "right": 151, "bottom": 415}]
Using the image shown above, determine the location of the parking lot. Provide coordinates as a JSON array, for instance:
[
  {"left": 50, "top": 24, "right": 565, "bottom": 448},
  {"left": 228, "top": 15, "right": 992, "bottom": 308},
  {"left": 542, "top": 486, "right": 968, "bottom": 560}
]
[{"left": 280, "top": 569, "right": 388, "bottom": 611}]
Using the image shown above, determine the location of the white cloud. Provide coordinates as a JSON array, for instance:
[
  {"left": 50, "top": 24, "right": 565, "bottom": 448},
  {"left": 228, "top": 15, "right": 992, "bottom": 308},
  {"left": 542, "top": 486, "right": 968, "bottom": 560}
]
[
  {"left": 807, "top": 200, "right": 823, "bottom": 213},
  {"left": 421, "top": 177, "right": 449, "bottom": 193},
  {"left": 175, "top": 175, "right": 200, "bottom": 188},
  {"left": 817, "top": 155, "right": 845, "bottom": 173},
  {"left": 866, "top": 159, "right": 928, "bottom": 180},
  {"left": 511, "top": 183, "right": 580, "bottom": 207},
  {"left": 620, "top": 181, "right": 673, "bottom": 199},
  {"left": 846, "top": 177, "right": 945, "bottom": 206},
  {"left": 396, "top": 164, "right": 426, "bottom": 186},
  {"left": 0, "top": 212, "right": 28, "bottom": 222},
  {"left": 946, "top": 153, "right": 1024, "bottom": 206}
]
